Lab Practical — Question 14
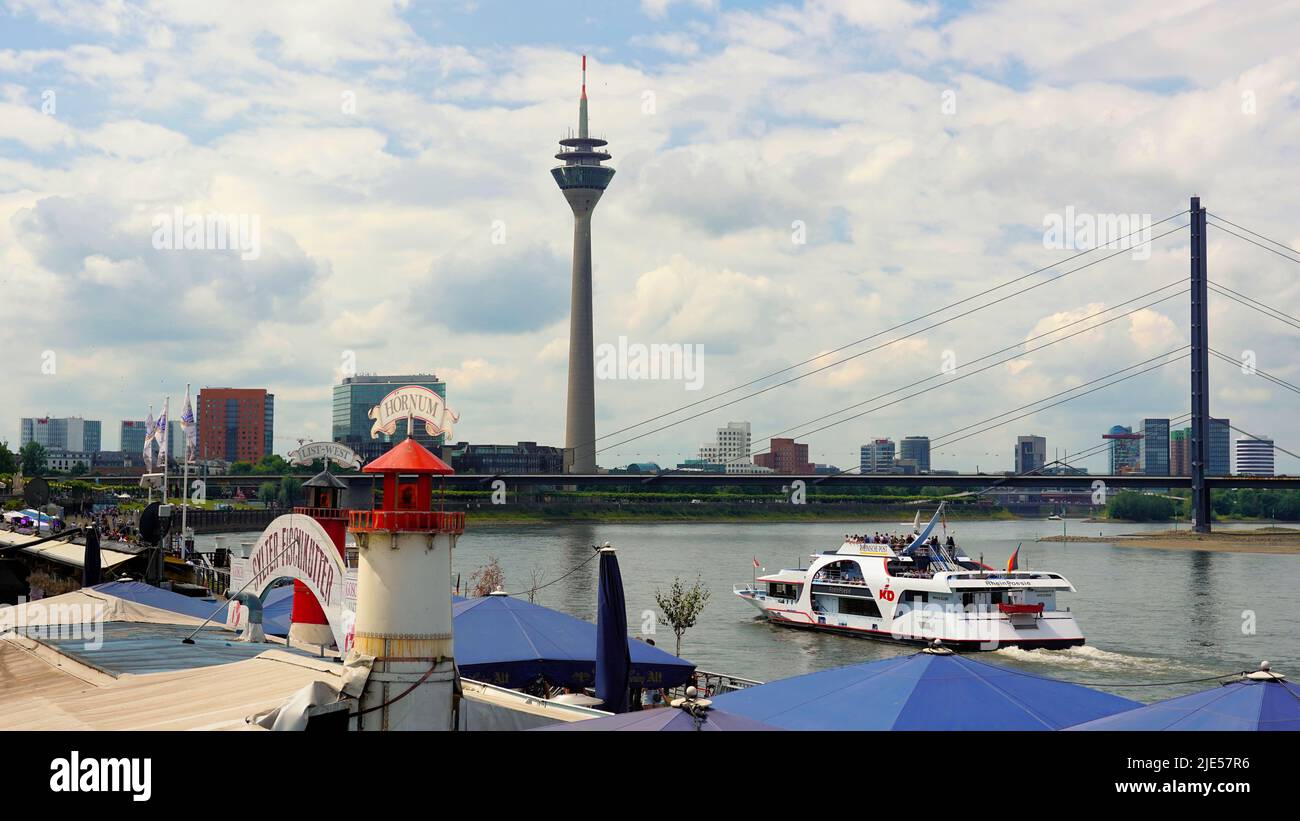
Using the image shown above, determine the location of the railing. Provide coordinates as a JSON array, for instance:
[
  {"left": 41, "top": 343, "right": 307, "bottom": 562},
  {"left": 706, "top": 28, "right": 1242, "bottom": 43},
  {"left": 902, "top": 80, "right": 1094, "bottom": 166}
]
[
  {"left": 347, "top": 509, "right": 466, "bottom": 534},
  {"left": 292, "top": 506, "right": 348, "bottom": 520},
  {"left": 665, "top": 669, "right": 764, "bottom": 701}
]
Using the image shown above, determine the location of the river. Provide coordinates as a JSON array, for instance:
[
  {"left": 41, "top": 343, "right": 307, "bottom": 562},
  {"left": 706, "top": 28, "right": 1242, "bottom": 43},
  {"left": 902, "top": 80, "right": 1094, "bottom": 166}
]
[{"left": 201, "top": 518, "right": 1300, "bottom": 702}]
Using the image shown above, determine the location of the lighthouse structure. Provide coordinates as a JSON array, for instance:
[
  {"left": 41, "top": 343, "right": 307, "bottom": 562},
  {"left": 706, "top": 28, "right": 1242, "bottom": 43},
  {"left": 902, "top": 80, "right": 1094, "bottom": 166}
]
[
  {"left": 346, "top": 437, "right": 464, "bottom": 731},
  {"left": 553, "top": 54, "right": 615, "bottom": 474},
  {"left": 287, "top": 469, "right": 349, "bottom": 647}
]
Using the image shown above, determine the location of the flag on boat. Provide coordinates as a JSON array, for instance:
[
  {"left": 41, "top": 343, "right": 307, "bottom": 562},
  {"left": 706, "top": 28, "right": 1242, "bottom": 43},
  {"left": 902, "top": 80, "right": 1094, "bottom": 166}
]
[
  {"left": 753, "top": 557, "right": 762, "bottom": 569},
  {"left": 180, "top": 388, "right": 196, "bottom": 463},
  {"left": 142, "top": 407, "right": 155, "bottom": 470},
  {"left": 1006, "top": 544, "right": 1021, "bottom": 572},
  {"left": 155, "top": 397, "right": 169, "bottom": 461}
]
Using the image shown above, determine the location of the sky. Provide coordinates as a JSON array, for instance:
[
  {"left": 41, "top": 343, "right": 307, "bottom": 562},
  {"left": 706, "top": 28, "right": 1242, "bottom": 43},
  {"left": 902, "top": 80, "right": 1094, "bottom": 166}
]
[{"left": 1, "top": 0, "right": 1299, "bottom": 474}]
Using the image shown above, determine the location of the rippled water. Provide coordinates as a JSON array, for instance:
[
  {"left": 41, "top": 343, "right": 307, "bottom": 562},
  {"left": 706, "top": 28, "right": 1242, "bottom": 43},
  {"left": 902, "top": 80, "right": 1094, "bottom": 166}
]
[
  {"left": 202, "top": 518, "right": 1299, "bottom": 702},
  {"left": 450, "top": 519, "right": 1300, "bottom": 702}
]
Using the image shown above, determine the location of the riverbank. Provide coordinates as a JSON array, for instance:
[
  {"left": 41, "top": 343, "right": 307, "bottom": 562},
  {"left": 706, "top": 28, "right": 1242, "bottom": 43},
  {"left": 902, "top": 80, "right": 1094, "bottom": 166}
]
[
  {"left": 460, "top": 506, "right": 1018, "bottom": 525},
  {"left": 1037, "top": 526, "right": 1300, "bottom": 554}
]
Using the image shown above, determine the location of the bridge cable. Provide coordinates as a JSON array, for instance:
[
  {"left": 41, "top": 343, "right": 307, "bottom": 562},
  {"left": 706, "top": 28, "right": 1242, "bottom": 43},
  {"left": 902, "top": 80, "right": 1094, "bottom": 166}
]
[
  {"left": 596, "top": 229, "right": 1191, "bottom": 458},
  {"left": 590, "top": 215, "right": 1191, "bottom": 454}
]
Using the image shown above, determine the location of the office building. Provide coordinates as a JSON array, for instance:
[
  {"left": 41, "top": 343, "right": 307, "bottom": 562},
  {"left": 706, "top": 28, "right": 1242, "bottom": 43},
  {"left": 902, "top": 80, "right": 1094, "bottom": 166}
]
[
  {"left": 1140, "top": 418, "right": 1170, "bottom": 476},
  {"left": 900, "top": 436, "right": 931, "bottom": 473},
  {"left": 860, "top": 438, "right": 896, "bottom": 474},
  {"left": 697, "top": 422, "right": 753, "bottom": 468},
  {"left": 197, "top": 388, "right": 274, "bottom": 463},
  {"left": 1235, "top": 436, "right": 1274, "bottom": 476},
  {"left": 1170, "top": 428, "right": 1190, "bottom": 476},
  {"left": 1104, "top": 426, "right": 1142, "bottom": 474},
  {"left": 333, "top": 374, "right": 445, "bottom": 463},
  {"left": 754, "top": 438, "right": 813, "bottom": 474},
  {"left": 445, "top": 441, "right": 564, "bottom": 474},
  {"left": 1015, "top": 435, "right": 1047, "bottom": 474},
  {"left": 1209, "top": 418, "right": 1231, "bottom": 475},
  {"left": 20, "top": 416, "right": 101, "bottom": 452}
]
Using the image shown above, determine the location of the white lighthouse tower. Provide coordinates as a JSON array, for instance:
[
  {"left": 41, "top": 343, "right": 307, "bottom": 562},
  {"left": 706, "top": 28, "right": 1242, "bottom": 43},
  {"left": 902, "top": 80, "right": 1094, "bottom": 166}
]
[{"left": 347, "top": 437, "right": 464, "bottom": 731}]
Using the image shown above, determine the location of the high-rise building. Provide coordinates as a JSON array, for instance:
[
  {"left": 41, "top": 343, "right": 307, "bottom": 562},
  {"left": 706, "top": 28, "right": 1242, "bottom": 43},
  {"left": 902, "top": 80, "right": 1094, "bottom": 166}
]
[
  {"left": 697, "top": 422, "right": 752, "bottom": 469},
  {"left": 197, "top": 388, "right": 274, "bottom": 464},
  {"left": 553, "top": 55, "right": 614, "bottom": 474},
  {"left": 120, "top": 420, "right": 148, "bottom": 456},
  {"left": 754, "top": 438, "right": 813, "bottom": 474},
  {"left": 900, "top": 436, "right": 931, "bottom": 473},
  {"left": 20, "top": 416, "right": 101, "bottom": 452},
  {"left": 333, "top": 375, "right": 445, "bottom": 463},
  {"left": 1104, "top": 425, "right": 1142, "bottom": 473},
  {"left": 1170, "top": 427, "right": 1190, "bottom": 476},
  {"left": 1208, "top": 418, "right": 1231, "bottom": 475},
  {"left": 860, "top": 438, "right": 896, "bottom": 473},
  {"left": 1140, "top": 418, "right": 1170, "bottom": 476},
  {"left": 1235, "top": 436, "right": 1275, "bottom": 476},
  {"left": 1014, "top": 435, "right": 1047, "bottom": 474}
]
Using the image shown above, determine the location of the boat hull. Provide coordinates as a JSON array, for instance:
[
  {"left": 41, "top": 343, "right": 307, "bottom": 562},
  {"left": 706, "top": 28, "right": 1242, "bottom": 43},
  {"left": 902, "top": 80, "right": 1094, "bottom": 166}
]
[{"left": 737, "top": 590, "right": 1085, "bottom": 651}]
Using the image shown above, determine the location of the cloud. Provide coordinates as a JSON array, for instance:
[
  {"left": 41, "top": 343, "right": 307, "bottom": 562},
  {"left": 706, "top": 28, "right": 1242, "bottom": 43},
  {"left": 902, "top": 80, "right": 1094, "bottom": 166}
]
[{"left": 422, "top": 242, "right": 569, "bottom": 335}]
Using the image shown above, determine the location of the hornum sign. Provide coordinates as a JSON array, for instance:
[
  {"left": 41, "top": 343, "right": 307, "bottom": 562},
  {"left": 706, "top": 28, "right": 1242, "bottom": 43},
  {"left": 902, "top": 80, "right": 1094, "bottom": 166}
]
[{"left": 368, "top": 385, "right": 459, "bottom": 440}]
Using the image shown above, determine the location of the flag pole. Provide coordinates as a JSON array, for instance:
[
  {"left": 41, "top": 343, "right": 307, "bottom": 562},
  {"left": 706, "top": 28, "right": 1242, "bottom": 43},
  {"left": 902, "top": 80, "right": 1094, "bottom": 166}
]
[{"left": 181, "top": 383, "right": 190, "bottom": 549}]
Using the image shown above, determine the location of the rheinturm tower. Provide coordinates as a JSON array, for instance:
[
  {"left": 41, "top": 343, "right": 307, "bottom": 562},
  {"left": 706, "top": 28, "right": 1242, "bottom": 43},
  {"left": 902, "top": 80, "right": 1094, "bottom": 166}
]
[{"left": 552, "top": 55, "right": 614, "bottom": 474}]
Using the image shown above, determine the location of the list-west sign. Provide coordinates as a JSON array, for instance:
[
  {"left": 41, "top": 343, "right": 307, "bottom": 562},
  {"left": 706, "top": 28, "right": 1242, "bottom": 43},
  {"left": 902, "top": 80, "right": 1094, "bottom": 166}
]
[
  {"left": 368, "top": 385, "right": 459, "bottom": 440},
  {"left": 228, "top": 515, "right": 352, "bottom": 650},
  {"left": 286, "top": 440, "right": 363, "bottom": 470}
]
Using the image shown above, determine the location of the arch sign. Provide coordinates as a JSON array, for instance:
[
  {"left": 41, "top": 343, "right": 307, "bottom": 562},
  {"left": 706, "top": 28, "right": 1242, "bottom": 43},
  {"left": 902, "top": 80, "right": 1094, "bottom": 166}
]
[{"left": 227, "top": 514, "right": 355, "bottom": 651}]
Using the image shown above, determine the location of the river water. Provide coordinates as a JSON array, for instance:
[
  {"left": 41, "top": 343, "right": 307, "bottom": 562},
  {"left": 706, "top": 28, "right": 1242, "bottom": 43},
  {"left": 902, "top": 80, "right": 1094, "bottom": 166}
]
[{"left": 204, "top": 518, "right": 1300, "bottom": 702}]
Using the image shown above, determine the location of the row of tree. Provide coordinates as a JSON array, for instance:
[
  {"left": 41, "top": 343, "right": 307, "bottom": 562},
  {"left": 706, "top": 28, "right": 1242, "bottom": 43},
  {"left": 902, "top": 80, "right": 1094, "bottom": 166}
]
[{"left": 0, "top": 440, "right": 55, "bottom": 475}]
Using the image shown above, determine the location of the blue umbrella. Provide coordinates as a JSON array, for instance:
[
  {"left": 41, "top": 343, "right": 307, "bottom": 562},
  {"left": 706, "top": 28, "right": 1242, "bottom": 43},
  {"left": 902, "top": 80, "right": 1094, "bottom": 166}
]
[
  {"left": 595, "top": 545, "right": 631, "bottom": 713},
  {"left": 712, "top": 646, "right": 1141, "bottom": 730},
  {"left": 451, "top": 593, "right": 694, "bottom": 691},
  {"left": 1069, "top": 665, "right": 1300, "bottom": 731},
  {"left": 539, "top": 704, "right": 779, "bottom": 731}
]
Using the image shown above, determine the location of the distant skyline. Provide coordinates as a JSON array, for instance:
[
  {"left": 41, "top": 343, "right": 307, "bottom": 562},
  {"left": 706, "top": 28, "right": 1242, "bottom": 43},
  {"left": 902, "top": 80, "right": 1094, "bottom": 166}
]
[{"left": 2, "top": 1, "right": 1298, "bottom": 473}]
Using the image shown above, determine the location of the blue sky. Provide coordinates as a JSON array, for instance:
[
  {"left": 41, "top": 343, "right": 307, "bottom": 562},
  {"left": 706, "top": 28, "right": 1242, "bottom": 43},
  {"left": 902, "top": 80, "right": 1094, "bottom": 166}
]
[{"left": 2, "top": 0, "right": 1299, "bottom": 473}]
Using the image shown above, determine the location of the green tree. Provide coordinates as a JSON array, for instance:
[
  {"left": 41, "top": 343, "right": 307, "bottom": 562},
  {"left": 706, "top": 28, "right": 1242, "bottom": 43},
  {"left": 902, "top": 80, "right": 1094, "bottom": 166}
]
[
  {"left": 20, "top": 441, "right": 47, "bottom": 475},
  {"left": 1107, "top": 491, "right": 1176, "bottom": 521},
  {"left": 654, "top": 575, "right": 712, "bottom": 657},
  {"left": 257, "top": 481, "right": 279, "bottom": 503},
  {"left": 0, "top": 440, "right": 16, "bottom": 474},
  {"left": 278, "top": 476, "right": 302, "bottom": 506}
]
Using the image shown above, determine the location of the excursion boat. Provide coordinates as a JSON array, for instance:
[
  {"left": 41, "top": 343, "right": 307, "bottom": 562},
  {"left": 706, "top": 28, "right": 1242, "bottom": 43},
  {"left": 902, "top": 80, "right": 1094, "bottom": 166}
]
[{"left": 734, "top": 505, "right": 1085, "bottom": 651}]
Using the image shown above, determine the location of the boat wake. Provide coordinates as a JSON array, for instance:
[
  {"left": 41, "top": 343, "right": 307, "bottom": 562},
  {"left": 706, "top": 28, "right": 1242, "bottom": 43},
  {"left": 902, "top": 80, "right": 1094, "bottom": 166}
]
[{"left": 992, "top": 644, "right": 1198, "bottom": 676}]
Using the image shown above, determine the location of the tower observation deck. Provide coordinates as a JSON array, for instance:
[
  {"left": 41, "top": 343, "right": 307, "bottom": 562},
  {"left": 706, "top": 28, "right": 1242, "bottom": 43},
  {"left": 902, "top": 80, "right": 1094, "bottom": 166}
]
[{"left": 553, "top": 55, "right": 614, "bottom": 473}]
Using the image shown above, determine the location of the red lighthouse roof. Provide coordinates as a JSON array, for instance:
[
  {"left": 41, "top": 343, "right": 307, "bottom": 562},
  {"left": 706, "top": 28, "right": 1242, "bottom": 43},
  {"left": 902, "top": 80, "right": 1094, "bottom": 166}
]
[{"left": 362, "top": 437, "right": 454, "bottom": 475}]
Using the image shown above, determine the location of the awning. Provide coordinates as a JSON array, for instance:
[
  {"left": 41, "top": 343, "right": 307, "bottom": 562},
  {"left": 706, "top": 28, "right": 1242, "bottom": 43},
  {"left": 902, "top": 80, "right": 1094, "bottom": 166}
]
[
  {"left": 1069, "top": 674, "right": 1300, "bottom": 731},
  {"left": 452, "top": 594, "right": 695, "bottom": 690},
  {"left": 712, "top": 649, "right": 1141, "bottom": 730}
]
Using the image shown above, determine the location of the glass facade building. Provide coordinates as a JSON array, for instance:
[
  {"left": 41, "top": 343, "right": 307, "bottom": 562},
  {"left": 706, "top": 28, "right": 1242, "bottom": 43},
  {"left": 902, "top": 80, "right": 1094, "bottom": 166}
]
[
  {"left": 900, "top": 436, "right": 931, "bottom": 473},
  {"left": 1140, "top": 418, "right": 1170, "bottom": 476},
  {"left": 332, "top": 374, "right": 447, "bottom": 463}
]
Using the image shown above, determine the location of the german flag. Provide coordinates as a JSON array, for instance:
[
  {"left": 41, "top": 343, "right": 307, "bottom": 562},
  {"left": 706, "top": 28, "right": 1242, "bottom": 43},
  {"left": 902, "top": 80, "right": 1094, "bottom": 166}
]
[{"left": 1006, "top": 544, "right": 1021, "bottom": 572}]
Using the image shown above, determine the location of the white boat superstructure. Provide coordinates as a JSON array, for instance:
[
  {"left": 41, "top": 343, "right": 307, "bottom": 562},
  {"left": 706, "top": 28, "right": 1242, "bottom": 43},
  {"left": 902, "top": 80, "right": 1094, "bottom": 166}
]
[{"left": 735, "top": 506, "right": 1085, "bottom": 651}]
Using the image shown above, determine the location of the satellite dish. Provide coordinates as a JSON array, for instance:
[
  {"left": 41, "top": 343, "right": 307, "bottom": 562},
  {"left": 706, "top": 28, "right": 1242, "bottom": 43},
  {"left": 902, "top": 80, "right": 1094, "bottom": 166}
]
[
  {"left": 138, "top": 501, "right": 168, "bottom": 546},
  {"left": 23, "top": 477, "right": 49, "bottom": 508}
]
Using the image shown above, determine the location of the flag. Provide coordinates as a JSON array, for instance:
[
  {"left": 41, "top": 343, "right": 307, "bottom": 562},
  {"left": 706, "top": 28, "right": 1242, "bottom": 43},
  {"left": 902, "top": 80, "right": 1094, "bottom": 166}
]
[
  {"left": 143, "top": 408, "right": 155, "bottom": 471},
  {"left": 155, "top": 397, "right": 169, "bottom": 462},
  {"left": 180, "top": 388, "right": 197, "bottom": 463},
  {"left": 753, "top": 557, "right": 761, "bottom": 569},
  {"left": 1006, "top": 544, "right": 1021, "bottom": 572}
]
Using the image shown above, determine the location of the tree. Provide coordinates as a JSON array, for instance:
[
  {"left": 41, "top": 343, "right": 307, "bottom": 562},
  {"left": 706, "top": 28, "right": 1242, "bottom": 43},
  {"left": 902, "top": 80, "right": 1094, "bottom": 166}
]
[
  {"left": 278, "top": 476, "right": 302, "bottom": 506},
  {"left": 20, "top": 441, "right": 47, "bottom": 475},
  {"left": 0, "top": 440, "right": 15, "bottom": 474},
  {"left": 1107, "top": 491, "right": 1176, "bottom": 521},
  {"left": 470, "top": 555, "right": 505, "bottom": 596},
  {"left": 655, "top": 575, "right": 711, "bottom": 657},
  {"left": 257, "top": 481, "right": 279, "bottom": 503}
]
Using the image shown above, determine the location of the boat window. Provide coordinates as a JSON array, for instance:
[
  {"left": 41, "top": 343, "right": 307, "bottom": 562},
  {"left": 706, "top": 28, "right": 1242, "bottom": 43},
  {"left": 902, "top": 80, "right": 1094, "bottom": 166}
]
[
  {"left": 839, "top": 597, "right": 882, "bottom": 618},
  {"left": 766, "top": 582, "right": 800, "bottom": 599},
  {"left": 814, "top": 560, "right": 865, "bottom": 584}
]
